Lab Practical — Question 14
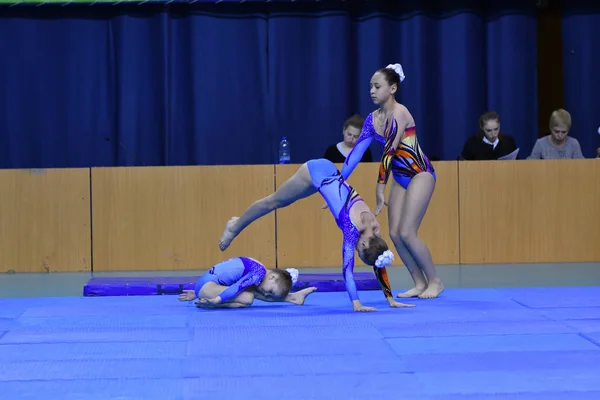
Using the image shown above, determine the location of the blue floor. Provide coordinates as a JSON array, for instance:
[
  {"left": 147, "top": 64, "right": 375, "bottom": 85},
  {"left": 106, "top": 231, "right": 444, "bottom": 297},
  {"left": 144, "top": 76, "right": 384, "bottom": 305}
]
[{"left": 1, "top": 287, "right": 600, "bottom": 399}]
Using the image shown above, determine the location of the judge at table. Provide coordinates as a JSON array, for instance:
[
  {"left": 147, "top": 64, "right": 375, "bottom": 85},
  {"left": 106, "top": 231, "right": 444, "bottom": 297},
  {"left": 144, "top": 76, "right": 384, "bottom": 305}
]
[{"left": 460, "top": 111, "right": 518, "bottom": 160}]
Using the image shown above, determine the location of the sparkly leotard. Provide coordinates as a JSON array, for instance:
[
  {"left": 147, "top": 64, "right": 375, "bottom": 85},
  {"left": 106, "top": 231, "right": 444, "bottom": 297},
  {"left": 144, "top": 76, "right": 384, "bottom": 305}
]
[
  {"left": 306, "top": 158, "right": 393, "bottom": 302},
  {"left": 341, "top": 113, "right": 435, "bottom": 189},
  {"left": 194, "top": 257, "right": 266, "bottom": 302}
]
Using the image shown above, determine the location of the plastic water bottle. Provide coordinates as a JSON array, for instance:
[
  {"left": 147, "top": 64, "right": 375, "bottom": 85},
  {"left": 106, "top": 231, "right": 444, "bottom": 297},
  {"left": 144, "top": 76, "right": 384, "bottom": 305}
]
[{"left": 279, "top": 136, "right": 291, "bottom": 164}]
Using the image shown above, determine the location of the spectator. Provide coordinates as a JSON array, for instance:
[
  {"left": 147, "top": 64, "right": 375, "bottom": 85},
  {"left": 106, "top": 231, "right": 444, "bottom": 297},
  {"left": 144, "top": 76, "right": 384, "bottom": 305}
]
[
  {"left": 323, "top": 114, "right": 373, "bottom": 163},
  {"left": 527, "top": 109, "right": 584, "bottom": 159},
  {"left": 460, "top": 111, "right": 518, "bottom": 160}
]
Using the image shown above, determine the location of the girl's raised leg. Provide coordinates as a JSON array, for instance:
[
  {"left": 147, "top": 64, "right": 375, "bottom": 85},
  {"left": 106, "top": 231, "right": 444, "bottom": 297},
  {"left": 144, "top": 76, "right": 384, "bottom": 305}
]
[{"left": 219, "top": 163, "right": 316, "bottom": 250}]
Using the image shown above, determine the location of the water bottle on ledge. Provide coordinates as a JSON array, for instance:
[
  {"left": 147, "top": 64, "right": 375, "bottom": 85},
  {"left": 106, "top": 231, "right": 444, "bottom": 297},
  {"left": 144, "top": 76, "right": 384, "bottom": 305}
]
[{"left": 279, "top": 136, "right": 290, "bottom": 164}]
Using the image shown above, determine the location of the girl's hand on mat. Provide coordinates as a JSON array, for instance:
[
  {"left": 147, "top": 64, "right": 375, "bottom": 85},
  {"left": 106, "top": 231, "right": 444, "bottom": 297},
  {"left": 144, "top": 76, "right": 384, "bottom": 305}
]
[
  {"left": 388, "top": 300, "right": 415, "bottom": 308},
  {"left": 353, "top": 305, "right": 377, "bottom": 312},
  {"left": 178, "top": 290, "right": 196, "bottom": 302}
]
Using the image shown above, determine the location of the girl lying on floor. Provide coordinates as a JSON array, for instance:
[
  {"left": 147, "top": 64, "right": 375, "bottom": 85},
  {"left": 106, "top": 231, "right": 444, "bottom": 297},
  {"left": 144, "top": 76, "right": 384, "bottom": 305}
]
[{"left": 178, "top": 256, "right": 316, "bottom": 308}]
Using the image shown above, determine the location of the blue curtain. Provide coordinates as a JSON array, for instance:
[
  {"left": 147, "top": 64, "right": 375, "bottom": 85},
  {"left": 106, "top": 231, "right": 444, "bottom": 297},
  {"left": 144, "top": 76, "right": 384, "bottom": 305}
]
[
  {"left": 0, "top": 4, "right": 269, "bottom": 168},
  {"left": 0, "top": 1, "right": 539, "bottom": 168},
  {"left": 561, "top": 1, "right": 600, "bottom": 158}
]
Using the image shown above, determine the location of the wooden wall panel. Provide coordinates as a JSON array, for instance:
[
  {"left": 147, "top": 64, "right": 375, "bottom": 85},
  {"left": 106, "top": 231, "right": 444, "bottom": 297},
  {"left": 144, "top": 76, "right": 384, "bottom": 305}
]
[
  {"left": 459, "top": 160, "right": 600, "bottom": 263},
  {"left": 275, "top": 161, "right": 460, "bottom": 268},
  {"left": 0, "top": 168, "right": 91, "bottom": 273},
  {"left": 91, "top": 165, "right": 276, "bottom": 271}
]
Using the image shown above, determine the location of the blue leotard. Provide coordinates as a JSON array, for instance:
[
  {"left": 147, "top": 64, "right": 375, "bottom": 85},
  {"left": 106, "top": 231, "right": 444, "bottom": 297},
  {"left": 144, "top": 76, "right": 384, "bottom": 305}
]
[
  {"left": 341, "top": 113, "right": 435, "bottom": 189},
  {"left": 194, "top": 257, "right": 266, "bottom": 302},
  {"left": 306, "top": 159, "right": 363, "bottom": 302}
]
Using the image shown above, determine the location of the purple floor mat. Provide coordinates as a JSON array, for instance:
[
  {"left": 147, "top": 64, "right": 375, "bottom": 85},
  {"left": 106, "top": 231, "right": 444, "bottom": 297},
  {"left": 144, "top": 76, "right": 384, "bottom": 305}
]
[{"left": 83, "top": 272, "right": 379, "bottom": 297}]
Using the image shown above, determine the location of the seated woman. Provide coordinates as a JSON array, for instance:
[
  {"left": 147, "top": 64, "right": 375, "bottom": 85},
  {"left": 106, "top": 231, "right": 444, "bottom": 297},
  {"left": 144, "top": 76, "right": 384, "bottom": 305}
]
[
  {"left": 527, "top": 109, "right": 584, "bottom": 159},
  {"left": 178, "top": 256, "right": 316, "bottom": 308},
  {"left": 323, "top": 114, "right": 373, "bottom": 163},
  {"left": 460, "top": 111, "right": 518, "bottom": 160},
  {"left": 218, "top": 158, "right": 414, "bottom": 312}
]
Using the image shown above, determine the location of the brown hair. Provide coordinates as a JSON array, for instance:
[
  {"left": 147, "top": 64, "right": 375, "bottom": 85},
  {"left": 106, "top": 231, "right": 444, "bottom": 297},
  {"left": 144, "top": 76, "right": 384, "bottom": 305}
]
[
  {"left": 344, "top": 114, "right": 364, "bottom": 131},
  {"left": 377, "top": 67, "right": 401, "bottom": 88},
  {"left": 359, "top": 236, "right": 389, "bottom": 266},
  {"left": 271, "top": 268, "right": 293, "bottom": 298},
  {"left": 479, "top": 111, "right": 500, "bottom": 130}
]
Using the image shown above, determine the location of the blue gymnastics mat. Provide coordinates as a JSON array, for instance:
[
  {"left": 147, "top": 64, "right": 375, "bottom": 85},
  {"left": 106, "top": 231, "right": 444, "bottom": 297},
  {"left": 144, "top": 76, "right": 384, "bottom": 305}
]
[{"left": 1, "top": 286, "right": 600, "bottom": 400}]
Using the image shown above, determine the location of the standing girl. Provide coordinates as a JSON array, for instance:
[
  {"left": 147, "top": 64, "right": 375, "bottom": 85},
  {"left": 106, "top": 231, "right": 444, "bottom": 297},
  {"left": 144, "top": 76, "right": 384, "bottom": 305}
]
[{"left": 339, "top": 63, "right": 444, "bottom": 299}]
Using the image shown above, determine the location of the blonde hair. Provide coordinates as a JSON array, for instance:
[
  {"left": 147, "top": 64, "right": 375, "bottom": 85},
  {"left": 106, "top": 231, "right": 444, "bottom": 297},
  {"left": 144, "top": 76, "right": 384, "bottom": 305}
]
[{"left": 549, "top": 109, "right": 571, "bottom": 130}]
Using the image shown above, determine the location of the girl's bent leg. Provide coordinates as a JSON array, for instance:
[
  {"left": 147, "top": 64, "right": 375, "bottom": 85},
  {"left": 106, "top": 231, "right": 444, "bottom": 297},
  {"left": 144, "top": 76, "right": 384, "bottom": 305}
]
[
  {"left": 197, "top": 282, "right": 255, "bottom": 307},
  {"left": 398, "top": 172, "right": 444, "bottom": 299},
  {"left": 387, "top": 180, "right": 428, "bottom": 298}
]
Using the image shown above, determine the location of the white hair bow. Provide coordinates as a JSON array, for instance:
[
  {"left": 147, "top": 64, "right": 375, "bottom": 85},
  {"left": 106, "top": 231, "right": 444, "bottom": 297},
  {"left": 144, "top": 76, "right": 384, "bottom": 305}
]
[
  {"left": 285, "top": 268, "right": 299, "bottom": 285},
  {"left": 386, "top": 63, "right": 406, "bottom": 83},
  {"left": 374, "top": 250, "right": 395, "bottom": 269}
]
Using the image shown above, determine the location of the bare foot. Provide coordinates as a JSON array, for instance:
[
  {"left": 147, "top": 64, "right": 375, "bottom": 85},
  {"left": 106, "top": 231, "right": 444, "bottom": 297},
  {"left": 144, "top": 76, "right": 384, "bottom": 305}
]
[
  {"left": 178, "top": 290, "right": 196, "bottom": 302},
  {"left": 396, "top": 286, "right": 427, "bottom": 298},
  {"left": 219, "top": 217, "right": 239, "bottom": 251},
  {"left": 194, "top": 299, "right": 212, "bottom": 308},
  {"left": 288, "top": 287, "right": 317, "bottom": 305},
  {"left": 418, "top": 281, "right": 445, "bottom": 299}
]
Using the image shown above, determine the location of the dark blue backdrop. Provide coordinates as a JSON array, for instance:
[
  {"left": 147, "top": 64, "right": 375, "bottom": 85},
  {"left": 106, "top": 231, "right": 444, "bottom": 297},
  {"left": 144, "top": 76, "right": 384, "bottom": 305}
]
[
  {"left": 561, "top": 1, "right": 600, "bottom": 158},
  {"left": 0, "top": 1, "right": 542, "bottom": 168}
]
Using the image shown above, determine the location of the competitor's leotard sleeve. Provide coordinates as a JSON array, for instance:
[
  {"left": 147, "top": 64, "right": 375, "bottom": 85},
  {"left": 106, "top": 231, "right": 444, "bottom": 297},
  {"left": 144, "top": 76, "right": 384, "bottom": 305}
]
[
  {"left": 341, "top": 115, "right": 375, "bottom": 181},
  {"left": 342, "top": 233, "right": 360, "bottom": 302},
  {"left": 373, "top": 267, "right": 393, "bottom": 299},
  {"left": 377, "top": 118, "right": 400, "bottom": 184},
  {"left": 218, "top": 262, "right": 266, "bottom": 303}
]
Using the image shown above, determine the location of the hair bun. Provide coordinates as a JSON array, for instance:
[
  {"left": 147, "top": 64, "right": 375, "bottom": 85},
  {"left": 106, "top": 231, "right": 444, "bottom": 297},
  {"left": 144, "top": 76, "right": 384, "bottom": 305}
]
[
  {"left": 285, "top": 268, "right": 299, "bottom": 285},
  {"left": 385, "top": 63, "right": 406, "bottom": 83},
  {"left": 374, "top": 250, "right": 395, "bottom": 269}
]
